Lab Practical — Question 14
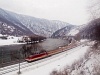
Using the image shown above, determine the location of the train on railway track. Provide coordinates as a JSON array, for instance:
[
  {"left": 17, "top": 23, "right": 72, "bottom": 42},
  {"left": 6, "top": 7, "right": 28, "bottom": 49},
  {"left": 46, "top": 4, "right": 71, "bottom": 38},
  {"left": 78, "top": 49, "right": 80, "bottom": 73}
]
[{"left": 25, "top": 41, "right": 77, "bottom": 62}]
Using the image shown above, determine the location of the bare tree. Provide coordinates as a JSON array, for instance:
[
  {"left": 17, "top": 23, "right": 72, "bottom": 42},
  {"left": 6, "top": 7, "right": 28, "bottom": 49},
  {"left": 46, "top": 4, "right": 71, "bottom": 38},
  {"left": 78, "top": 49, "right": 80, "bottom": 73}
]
[{"left": 87, "top": 0, "right": 100, "bottom": 20}]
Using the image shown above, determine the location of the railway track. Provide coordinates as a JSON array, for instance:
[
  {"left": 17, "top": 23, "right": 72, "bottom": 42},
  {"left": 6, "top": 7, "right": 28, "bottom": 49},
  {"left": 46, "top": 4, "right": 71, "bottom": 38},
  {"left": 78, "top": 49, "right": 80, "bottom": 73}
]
[{"left": 0, "top": 41, "right": 87, "bottom": 75}]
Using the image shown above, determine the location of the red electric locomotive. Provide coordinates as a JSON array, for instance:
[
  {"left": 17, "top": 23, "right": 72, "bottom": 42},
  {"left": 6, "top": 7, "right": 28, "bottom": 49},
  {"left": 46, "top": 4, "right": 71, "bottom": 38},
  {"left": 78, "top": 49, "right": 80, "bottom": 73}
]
[{"left": 25, "top": 51, "right": 48, "bottom": 62}]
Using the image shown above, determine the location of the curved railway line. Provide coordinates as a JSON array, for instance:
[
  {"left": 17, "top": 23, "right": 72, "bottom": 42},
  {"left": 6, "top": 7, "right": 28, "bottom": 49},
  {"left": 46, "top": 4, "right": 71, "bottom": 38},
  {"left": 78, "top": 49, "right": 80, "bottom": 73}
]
[{"left": 0, "top": 41, "right": 87, "bottom": 75}]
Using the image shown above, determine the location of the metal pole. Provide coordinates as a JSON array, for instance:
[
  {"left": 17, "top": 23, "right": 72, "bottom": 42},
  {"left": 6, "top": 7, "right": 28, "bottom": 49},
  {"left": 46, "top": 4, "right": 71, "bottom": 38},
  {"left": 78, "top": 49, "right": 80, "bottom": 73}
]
[
  {"left": 1, "top": 48, "right": 3, "bottom": 67},
  {"left": 17, "top": 49, "right": 21, "bottom": 74}
]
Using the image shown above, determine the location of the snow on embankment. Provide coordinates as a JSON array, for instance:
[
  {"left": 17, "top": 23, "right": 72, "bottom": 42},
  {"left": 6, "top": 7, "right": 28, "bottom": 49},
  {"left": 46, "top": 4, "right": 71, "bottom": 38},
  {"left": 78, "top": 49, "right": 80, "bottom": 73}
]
[
  {"left": 18, "top": 45, "right": 90, "bottom": 75},
  {"left": 71, "top": 41, "right": 100, "bottom": 75}
]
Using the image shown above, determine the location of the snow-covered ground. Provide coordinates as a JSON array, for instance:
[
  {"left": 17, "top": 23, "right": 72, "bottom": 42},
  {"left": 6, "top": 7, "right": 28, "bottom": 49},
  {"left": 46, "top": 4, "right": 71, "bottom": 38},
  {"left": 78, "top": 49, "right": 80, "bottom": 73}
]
[
  {"left": 2, "top": 43, "right": 90, "bottom": 75},
  {"left": 71, "top": 41, "right": 100, "bottom": 75},
  {"left": 0, "top": 36, "right": 25, "bottom": 46}
]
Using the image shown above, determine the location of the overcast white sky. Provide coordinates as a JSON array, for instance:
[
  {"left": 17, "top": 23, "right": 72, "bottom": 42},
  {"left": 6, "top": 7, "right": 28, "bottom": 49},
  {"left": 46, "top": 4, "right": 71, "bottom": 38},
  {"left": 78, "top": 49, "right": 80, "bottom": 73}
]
[{"left": 0, "top": 0, "right": 89, "bottom": 25}]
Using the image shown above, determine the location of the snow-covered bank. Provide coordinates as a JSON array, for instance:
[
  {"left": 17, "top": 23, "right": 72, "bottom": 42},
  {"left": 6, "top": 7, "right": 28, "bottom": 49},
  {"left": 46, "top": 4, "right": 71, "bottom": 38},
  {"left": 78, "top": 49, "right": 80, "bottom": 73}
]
[
  {"left": 0, "top": 36, "right": 25, "bottom": 46},
  {"left": 0, "top": 39, "right": 24, "bottom": 46},
  {"left": 71, "top": 41, "right": 100, "bottom": 75},
  {"left": 3, "top": 44, "right": 90, "bottom": 75}
]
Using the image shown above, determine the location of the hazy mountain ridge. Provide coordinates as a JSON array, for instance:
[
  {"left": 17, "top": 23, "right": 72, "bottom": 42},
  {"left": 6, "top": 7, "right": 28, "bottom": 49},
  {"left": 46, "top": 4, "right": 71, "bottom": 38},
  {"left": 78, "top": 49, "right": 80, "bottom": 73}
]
[
  {"left": 51, "top": 25, "right": 76, "bottom": 38},
  {"left": 9, "top": 13, "right": 72, "bottom": 37},
  {"left": 0, "top": 8, "right": 77, "bottom": 37},
  {"left": 51, "top": 24, "right": 90, "bottom": 39},
  {"left": 0, "top": 8, "right": 34, "bottom": 36}
]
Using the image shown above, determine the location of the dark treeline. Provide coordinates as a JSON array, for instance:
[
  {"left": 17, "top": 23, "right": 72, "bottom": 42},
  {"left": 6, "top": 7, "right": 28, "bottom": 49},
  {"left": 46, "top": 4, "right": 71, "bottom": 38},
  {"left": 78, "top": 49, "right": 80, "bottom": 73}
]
[{"left": 29, "top": 35, "right": 46, "bottom": 42}]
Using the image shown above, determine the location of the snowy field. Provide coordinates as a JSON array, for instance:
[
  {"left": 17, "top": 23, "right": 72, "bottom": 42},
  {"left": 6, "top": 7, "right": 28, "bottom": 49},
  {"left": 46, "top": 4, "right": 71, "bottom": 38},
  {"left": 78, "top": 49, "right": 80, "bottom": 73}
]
[
  {"left": 0, "top": 39, "right": 24, "bottom": 46},
  {"left": 2, "top": 44, "right": 90, "bottom": 75},
  {"left": 0, "top": 36, "right": 25, "bottom": 46}
]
